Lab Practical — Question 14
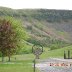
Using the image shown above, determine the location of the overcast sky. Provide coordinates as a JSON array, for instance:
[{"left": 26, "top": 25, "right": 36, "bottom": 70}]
[{"left": 0, "top": 0, "right": 72, "bottom": 10}]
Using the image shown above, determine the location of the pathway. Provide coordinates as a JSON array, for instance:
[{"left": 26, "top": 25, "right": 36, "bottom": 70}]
[{"left": 36, "top": 58, "right": 72, "bottom": 72}]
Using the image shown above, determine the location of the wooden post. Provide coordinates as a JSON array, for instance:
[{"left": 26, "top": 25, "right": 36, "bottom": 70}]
[
  {"left": 33, "top": 59, "right": 36, "bottom": 72},
  {"left": 64, "top": 51, "right": 66, "bottom": 59},
  {"left": 2, "top": 53, "right": 4, "bottom": 62},
  {"left": 42, "top": 46, "right": 43, "bottom": 52},
  {"left": 68, "top": 50, "right": 70, "bottom": 59},
  {"left": 8, "top": 56, "right": 11, "bottom": 62}
]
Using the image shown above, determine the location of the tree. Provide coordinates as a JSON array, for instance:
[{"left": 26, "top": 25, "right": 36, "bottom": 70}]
[{"left": 0, "top": 17, "right": 27, "bottom": 62}]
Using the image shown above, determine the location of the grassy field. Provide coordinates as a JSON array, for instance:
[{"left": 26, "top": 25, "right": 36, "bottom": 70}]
[
  {"left": 0, "top": 60, "right": 33, "bottom": 72},
  {"left": 0, "top": 45, "right": 72, "bottom": 72},
  {"left": 40, "top": 45, "right": 72, "bottom": 59},
  {"left": 0, "top": 54, "right": 38, "bottom": 72}
]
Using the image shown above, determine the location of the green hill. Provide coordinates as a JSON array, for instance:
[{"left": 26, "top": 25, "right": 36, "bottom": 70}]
[
  {"left": 40, "top": 45, "right": 72, "bottom": 58},
  {"left": 0, "top": 7, "right": 72, "bottom": 50}
]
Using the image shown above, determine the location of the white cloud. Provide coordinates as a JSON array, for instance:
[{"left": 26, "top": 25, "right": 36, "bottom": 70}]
[{"left": 0, "top": 0, "right": 72, "bottom": 10}]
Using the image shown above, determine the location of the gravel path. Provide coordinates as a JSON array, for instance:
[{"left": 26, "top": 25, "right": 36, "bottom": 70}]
[{"left": 36, "top": 58, "right": 72, "bottom": 72}]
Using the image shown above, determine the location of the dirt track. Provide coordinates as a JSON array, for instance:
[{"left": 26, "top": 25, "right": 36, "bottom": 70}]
[{"left": 36, "top": 58, "right": 72, "bottom": 72}]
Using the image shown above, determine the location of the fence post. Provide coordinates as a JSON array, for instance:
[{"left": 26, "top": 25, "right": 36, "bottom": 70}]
[
  {"left": 68, "top": 50, "right": 70, "bottom": 59},
  {"left": 64, "top": 51, "right": 66, "bottom": 59},
  {"left": 33, "top": 59, "right": 36, "bottom": 72}
]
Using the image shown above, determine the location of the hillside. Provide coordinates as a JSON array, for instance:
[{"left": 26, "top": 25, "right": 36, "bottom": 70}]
[
  {"left": 0, "top": 7, "right": 72, "bottom": 49},
  {"left": 41, "top": 45, "right": 72, "bottom": 58}
]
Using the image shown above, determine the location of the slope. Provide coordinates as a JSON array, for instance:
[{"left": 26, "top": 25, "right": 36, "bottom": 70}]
[{"left": 0, "top": 7, "right": 72, "bottom": 49}]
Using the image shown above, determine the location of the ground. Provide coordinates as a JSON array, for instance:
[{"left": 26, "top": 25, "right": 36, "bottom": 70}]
[
  {"left": 0, "top": 45, "right": 72, "bottom": 72},
  {"left": 36, "top": 58, "right": 72, "bottom": 72},
  {"left": 0, "top": 54, "right": 39, "bottom": 72}
]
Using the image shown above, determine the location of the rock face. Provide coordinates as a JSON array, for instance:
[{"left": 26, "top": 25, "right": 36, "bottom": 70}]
[{"left": 36, "top": 58, "right": 72, "bottom": 72}]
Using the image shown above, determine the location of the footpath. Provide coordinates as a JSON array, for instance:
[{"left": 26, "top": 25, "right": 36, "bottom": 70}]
[{"left": 36, "top": 58, "right": 72, "bottom": 72}]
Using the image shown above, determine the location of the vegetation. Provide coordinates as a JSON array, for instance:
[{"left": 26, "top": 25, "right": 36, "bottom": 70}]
[
  {"left": 0, "top": 19, "right": 18, "bottom": 62},
  {"left": 0, "top": 6, "right": 72, "bottom": 72},
  {"left": 0, "top": 17, "right": 28, "bottom": 61},
  {"left": 0, "top": 45, "right": 72, "bottom": 72},
  {"left": 0, "top": 7, "right": 72, "bottom": 52},
  {"left": 0, "top": 7, "right": 72, "bottom": 22},
  {"left": 40, "top": 45, "right": 72, "bottom": 59},
  {"left": 0, "top": 55, "right": 39, "bottom": 72}
]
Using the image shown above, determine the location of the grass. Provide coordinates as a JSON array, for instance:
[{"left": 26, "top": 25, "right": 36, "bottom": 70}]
[
  {"left": 0, "top": 45, "right": 72, "bottom": 72},
  {"left": 40, "top": 45, "right": 72, "bottom": 59},
  {"left": 0, "top": 54, "right": 39, "bottom": 72},
  {"left": 0, "top": 60, "right": 33, "bottom": 72}
]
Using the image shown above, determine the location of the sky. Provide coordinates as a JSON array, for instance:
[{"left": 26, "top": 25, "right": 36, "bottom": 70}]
[{"left": 0, "top": 0, "right": 72, "bottom": 10}]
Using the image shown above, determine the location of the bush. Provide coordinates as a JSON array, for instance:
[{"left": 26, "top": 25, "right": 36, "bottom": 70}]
[{"left": 50, "top": 44, "right": 59, "bottom": 50}]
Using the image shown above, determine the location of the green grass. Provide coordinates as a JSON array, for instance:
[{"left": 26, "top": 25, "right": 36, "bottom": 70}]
[
  {"left": 40, "top": 45, "right": 72, "bottom": 59},
  {"left": 0, "top": 54, "right": 39, "bottom": 72},
  {"left": 0, "top": 60, "right": 33, "bottom": 72}
]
